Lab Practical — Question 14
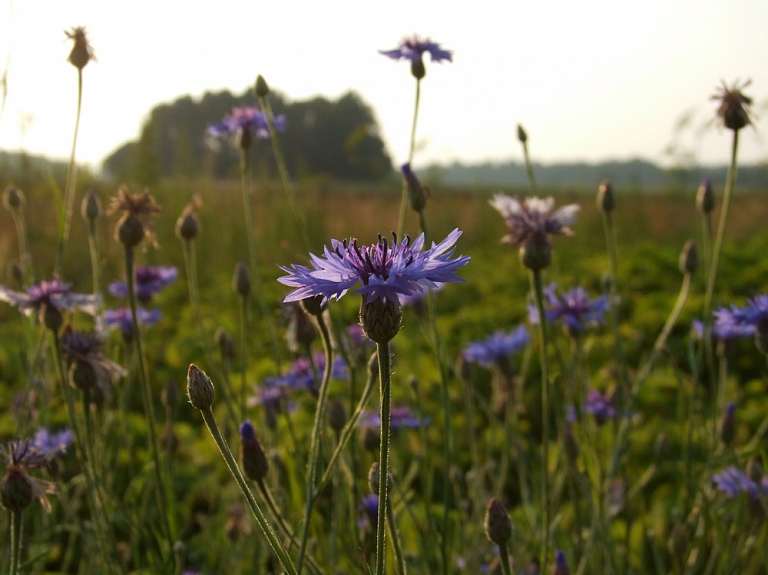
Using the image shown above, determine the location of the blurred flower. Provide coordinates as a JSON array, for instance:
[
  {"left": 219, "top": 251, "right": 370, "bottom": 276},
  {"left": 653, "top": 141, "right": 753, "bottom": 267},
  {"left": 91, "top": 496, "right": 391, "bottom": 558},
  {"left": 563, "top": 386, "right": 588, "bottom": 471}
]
[
  {"left": 692, "top": 315, "right": 754, "bottom": 342},
  {"left": 207, "top": 106, "right": 286, "bottom": 140},
  {"left": 379, "top": 34, "right": 453, "bottom": 63},
  {"left": 103, "top": 307, "right": 161, "bottom": 341},
  {"left": 462, "top": 326, "right": 530, "bottom": 368},
  {"left": 585, "top": 389, "right": 615, "bottom": 425},
  {"left": 401, "top": 163, "right": 427, "bottom": 212},
  {"left": 553, "top": 550, "right": 570, "bottom": 575},
  {"left": 61, "top": 327, "right": 126, "bottom": 394},
  {"left": 1, "top": 429, "right": 72, "bottom": 512},
  {"left": 65, "top": 26, "right": 96, "bottom": 70},
  {"left": 529, "top": 284, "right": 608, "bottom": 335},
  {"left": 278, "top": 229, "right": 469, "bottom": 307},
  {"left": 358, "top": 493, "right": 379, "bottom": 531},
  {"left": 359, "top": 405, "right": 428, "bottom": 431},
  {"left": 107, "top": 186, "right": 161, "bottom": 248},
  {"left": 713, "top": 466, "right": 768, "bottom": 500},
  {"left": 343, "top": 324, "right": 375, "bottom": 362},
  {"left": 283, "top": 302, "right": 317, "bottom": 353},
  {"left": 719, "top": 401, "right": 736, "bottom": 446},
  {"left": 109, "top": 265, "right": 177, "bottom": 303},
  {"left": 712, "top": 80, "right": 753, "bottom": 131},
  {"left": 262, "top": 352, "right": 348, "bottom": 394},
  {"left": 0, "top": 278, "right": 99, "bottom": 317}
]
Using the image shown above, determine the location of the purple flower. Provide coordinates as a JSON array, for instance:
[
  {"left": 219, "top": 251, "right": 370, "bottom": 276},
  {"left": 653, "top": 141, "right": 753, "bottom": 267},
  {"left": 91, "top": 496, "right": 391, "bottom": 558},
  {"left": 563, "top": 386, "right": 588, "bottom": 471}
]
[
  {"left": 490, "top": 195, "right": 579, "bottom": 250},
  {"left": 713, "top": 466, "right": 768, "bottom": 500},
  {"left": 358, "top": 494, "right": 379, "bottom": 530},
  {"left": 109, "top": 265, "right": 177, "bottom": 303},
  {"left": 103, "top": 307, "right": 162, "bottom": 340},
  {"left": 553, "top": 550, "right": 570, "bottom": 575},
  {"left": 207, "top": 106, "right": 286, "bottom": 139},
  {"left": 585, "top": 389, "right": 615, "bottom": 425},
  {"left": 61, "top": 328, "right": 126, "bottom": 394},
  {"left": 262, "top": 352, "right": 348, "bottom": 393},
  {"left": 0, "top": 278, "right": 99, "bottom": 317},
  {"left": 32, "top": 429, "right": 74, "bottom": 456},
  {"left": 692, "top": 315, "right": 754, "bottom": 342},
  {"left": 278, "top": 229, "right": 470, "bottom": 307},
  {"left": 529, "top": 284, "right": 608, "bottom": 335},
  {"left": 380, "top": 34, "right": 453, "bottom": 63},
  {"left": 462, "top": 326, "right": 530, "bottom": 368},
  {"left": 359, "top": 405, "right": 428, "bottom": 431}
]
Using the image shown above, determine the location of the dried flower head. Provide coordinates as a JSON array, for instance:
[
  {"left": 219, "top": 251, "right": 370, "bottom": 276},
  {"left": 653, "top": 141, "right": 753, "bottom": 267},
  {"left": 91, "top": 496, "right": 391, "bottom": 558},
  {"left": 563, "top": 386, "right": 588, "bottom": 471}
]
[
  {"left": 712, "top": 80, "right": 753, "bottom": 131},
  {"left": 65, "top": 26, "right": 96, "bottom": 70},
  {"left": 107, "top": 186, "right": 161, "bottom": 248}
]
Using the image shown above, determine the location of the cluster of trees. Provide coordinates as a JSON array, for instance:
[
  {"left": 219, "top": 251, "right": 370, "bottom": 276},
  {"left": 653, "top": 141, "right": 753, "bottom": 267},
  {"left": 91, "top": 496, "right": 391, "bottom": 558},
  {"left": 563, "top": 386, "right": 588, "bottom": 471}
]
[{"left": 103, "top": 89, "right": 394, "bottom": 185}]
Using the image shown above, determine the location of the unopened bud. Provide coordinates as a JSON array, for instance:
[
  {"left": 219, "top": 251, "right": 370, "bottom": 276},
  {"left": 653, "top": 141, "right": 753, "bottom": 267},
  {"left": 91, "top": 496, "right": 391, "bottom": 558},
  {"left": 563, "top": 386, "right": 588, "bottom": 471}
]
[
  {"left": 300, "top": 295, "right": 324, "bottom": 317},
  {"left": 186, "top": 364, "right": 214, "bottom": 410},
  {"left": 696, "top": 179, "right": 715, "bottom": 214},
  {"left": 520, "top": 234, "right": 552, "bottom": 271},
  {"left": 368, "top": 461, "right": 392, "bottom": 495},
  {"left": 553, "top": 550, "right": 570, "bottom": 575},
  {"left": 597, "top": 180, "right": 615, "bottom": 213},
  {"left": 363, "top": 426, "right": 380, "bottom": 452},
  {"left": 81, "top": 189, "right": 101, "bottom": 222},
  {"left": 176, "top": 211, "right": 198, "bottom": 240},
  {"left": 484, "top": 498, "right": 512, "bottom": 546},
  {"left": 516, "top": 124, "right": 528, "bottom": 144},
  {"left": 679, "top": 240, "right": 698, "bottom": 276},
  {"left": 162, "top": 378, "right": 178, "bottom": 410},
  {"left": 1, "top": 469, "right": 34, "bottom": 512},
  {"left": 69, "top": 359, "right": 96, "bottom": 391},
  {"left": 410, "top": 57, "right": 426, "bottom": 80},
  {"left": 747, "top": 458, "right": 764, "bottom": 483},
  {"left": 10, "top": 261, "right": 23, "bottom": 286},
  {"left": 328, "top": 398, "right": 347, "bottom": 434},
  {"left": 401, "top": 163, "right": 427, "bottom": 212},
  {"left": 240, "top": 420, "right": 269, "bottom": 482},
  {"left": 216, "top": 328, "right": 236, "bottom": 361},
  {"left": 117, "top": 214, "right": 145, "bottom": 248},
  {"left": 254, "top": 74, "right": 270, "bottom": 98},
  {"left": 360, "top": 296, "right": 401, "bottom": 344},
  {"left": 3, "top": 185, "right": 24, "bottom": 210},
  {"left": 41, "top": 303, "right": 63, "bottom": 333},
  {"left": 233, "top": 262, "right": 251, "bottom": 298}
]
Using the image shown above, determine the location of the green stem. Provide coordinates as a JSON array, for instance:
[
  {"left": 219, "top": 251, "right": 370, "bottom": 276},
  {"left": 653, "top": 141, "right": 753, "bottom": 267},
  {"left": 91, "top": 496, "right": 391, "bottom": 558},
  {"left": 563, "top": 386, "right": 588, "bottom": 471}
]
[
  {"left": 295, "top": 313, "right": 335, "bottom": 575},
  {"left": 239, "top": 294, "right": 249, "bottom": 420},
  {"left": 200, "top": 407, "right": 298, "bottom": 575},
  {"left": 87, "top": 218, "right": 101, "bottom": 296},
  {"left": 57, "top": 67, "right": 83, "bottom": 276},
  {"left": 375, "top": 341, "right": 392, "bottom": 575},
  {"left": 239, "top": 149, "right": 283, "bottom": 371},
  {"left": 10, "top": 510, "right": 21, "bottom": 575},
  {"left": 498, "top": 544, "right": 512, "bottom": 575},
  {"left": 10, "top": 207, "right": 33, "bottom": 287},
  {"left": 602, "top": 211, "right": 630, "bottom": 398},
  {"left": 531, "top": 269, "right": 550, "bottom": 573},
  {"left": 521, "top": 139, "right": 538, "bottom": 195},
  {"left": 397, "top": 78, "right": 421, "bottom": 239},
  {"left": 386, "top": 491, "right": 408, "bottom": 575},
  {"left": 124, "top": 246, "right": 174, "bottom": 545}
]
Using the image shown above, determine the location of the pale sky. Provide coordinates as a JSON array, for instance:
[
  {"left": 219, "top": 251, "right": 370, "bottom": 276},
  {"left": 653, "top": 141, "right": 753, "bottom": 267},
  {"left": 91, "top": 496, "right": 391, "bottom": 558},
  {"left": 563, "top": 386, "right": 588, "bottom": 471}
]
[{"left": 0, "top": 0, "right": 766, "bottom": 173}]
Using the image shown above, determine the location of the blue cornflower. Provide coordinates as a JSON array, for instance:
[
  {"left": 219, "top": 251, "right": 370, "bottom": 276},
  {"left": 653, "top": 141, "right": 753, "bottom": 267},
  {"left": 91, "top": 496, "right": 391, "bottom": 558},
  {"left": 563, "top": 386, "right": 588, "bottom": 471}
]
[
  {"left": 553, "top": 550, "right": 570, "bottom": 575},
  {"left": 31, "top": 429, "right": 74, "bottom": 456},
  {"left": 490, "top": 195, "right": 579, "bottom": 249},
  {"left": 103, "top": 307, "right": 161, "bottom": 341},
  {"left": 713, "top": 466, "right": 768, "bottom": 500},
  {"left": 109, "top": 265, "right": 177, "bottom": 303},
  {"left": 262, "top": 352, "right": 348, "bottom": 394},
  {"left": 379, "top": 34, "right": 453, "bottom": 64},
  {"left": 359, "top": 494, "right": 379, "bottom": 530},
  {"left": 278, "top": 229, "right": 470, "bottom": 307},
  {"left": 692, "top": 314, "right": 754, "bottom": 342},
  {"left": 0, "top": 278, "right": 100, "bottom": 317},
  {"left": 462, "top": 326, "right": 530, "bottom": 368},
  {"left": 359, "top": 406, "right": 428, "bottom": 431},
  {"left": 529, "top": 284, "right": 608, "bottom": 335},
  {"left": 585, "top": 389, "right": 615, "bottom": 425},
  {"left": 207, "top": 106, "right": 286, "bottom": 140}
]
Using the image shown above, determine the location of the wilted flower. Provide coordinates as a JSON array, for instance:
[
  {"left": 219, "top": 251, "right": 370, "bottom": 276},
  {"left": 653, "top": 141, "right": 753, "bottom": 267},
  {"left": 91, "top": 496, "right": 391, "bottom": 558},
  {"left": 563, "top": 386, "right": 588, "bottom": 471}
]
[
  {"left": 462, "top": 326, "right": 530, "bottom": 368},
  {"left": 107, "top": 186, "right": 161, "bottom": 248},
  {"left": 61, "top": 327, "right": 126, "bottom": 394},
  {"left": 490, "top": 195, "right": 579, "bottom": 270},
  {"left": 380, "top": 34, "right": 452, "bottom": 78},
  {"left": 359, "top": 405, "right": 428, "bottom": 431},
  {"left": 528, "top": 284, "right": 608, "bottom": 336},
  {"left": 585, "top": 389, "right": 615, "bottom": 425},
  {"left": 279, "top": 229, "right": 469, "bottom": 307},
  {"left": 713, "top": 466, "right": 768, "bottom": 500},
  {"left": 109, "top": 265, "right": 177, "bottom": 303},
  {"left": 65, "top": 26, "right": 96, "bottom": 70},
  {"left": 712, "top": 80, "right": 753, "bottom": 131},
  {"left": 103, "top": 307, "right": 161, "bottom": 341},
  {"left": 1, "top": 429, "right": 73, "bottom": 512},
  {"left": 207, "top": 106, "right": 286, "bottom": 148}
]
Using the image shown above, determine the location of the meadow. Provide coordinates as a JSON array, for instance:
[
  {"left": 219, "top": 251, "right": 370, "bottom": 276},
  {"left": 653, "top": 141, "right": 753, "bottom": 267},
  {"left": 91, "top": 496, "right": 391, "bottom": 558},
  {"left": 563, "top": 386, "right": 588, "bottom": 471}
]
[{"left": 1, "top": 30, "right": 768, "bottom": 575}]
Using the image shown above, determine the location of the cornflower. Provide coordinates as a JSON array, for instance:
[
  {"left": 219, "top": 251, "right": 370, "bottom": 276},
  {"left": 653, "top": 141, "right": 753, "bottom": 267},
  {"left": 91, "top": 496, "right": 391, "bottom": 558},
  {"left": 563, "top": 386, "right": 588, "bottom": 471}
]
[
  {"left": 462, "top": 326, "right": 530, "bottom": 368},
  {"left": 1, "top": 429, "right": 73, "bottom": 512},
  {"left": 61, "top": 327, "right": 125, "bottom": 393},
  {"left": 0, "top": 278, "right": 99, "bottom": 318},
  {"left": 713, "top": 466, "right": 768, "bottom": 500},
  {"left": 380, "top": 34, "right": 452, "bottom": 78},
  {"left": 207, "top": 106, "right": 286, "bottom": 146},
  {"left": 107, "top": 186, "right": 161, "bottom": 249},
  {"left": 585, "top": 389, "right": 615, "bottom": 425},
  {"left": 490, "top": 195, "right": 579, "bottom": 270},
  {"left": 528, "top": 284, "right": 608, "bottom": 336},
  {"left": 103, "top": 307, "right": 161, "bottom": 341},
  {"left": 712, "top": 80, "right": 753, "bottom": 132},
  {"left": 693, "top": 314, "right": 754, "bottom": 342},
  {"left": 109, "top": 265, "right": 177, "bottom": 303},
  {"left": 262, "top": 352, "right": 348, "bottom": 394},
  {"left": 359, "top": 406, "right": 428, "bottom": 431}
]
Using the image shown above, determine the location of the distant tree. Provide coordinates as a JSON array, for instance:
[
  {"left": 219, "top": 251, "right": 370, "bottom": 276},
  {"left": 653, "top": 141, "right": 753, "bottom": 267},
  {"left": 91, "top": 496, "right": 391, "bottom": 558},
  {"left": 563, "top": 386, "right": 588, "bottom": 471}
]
[{"left": 135, "top": 120, "right": 161, "bottom": 187}]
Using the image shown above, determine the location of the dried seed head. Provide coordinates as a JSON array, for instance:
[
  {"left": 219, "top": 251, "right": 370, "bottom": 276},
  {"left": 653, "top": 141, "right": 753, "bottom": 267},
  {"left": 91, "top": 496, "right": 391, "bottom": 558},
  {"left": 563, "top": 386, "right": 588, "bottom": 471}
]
[
  {"left": 712, "top": 80, "right": 753, "bottom": 132},
  {"left": 108, "top": 186, "right": 161, "bottom": 249},
  {"left": 186, "top": 364, "right": 214, "bottom": 410},
  {"left": 65, "top": 26, "right": 95, "bottom": 70},
  {"left": 484, "top": 498, "right": 512, "bottom": 546},
  {"left": 597, "top": 180, "right": 615, "bottom": 213},
  {"left": 696, "top": 179, "right": 715, "bottom": 214}
]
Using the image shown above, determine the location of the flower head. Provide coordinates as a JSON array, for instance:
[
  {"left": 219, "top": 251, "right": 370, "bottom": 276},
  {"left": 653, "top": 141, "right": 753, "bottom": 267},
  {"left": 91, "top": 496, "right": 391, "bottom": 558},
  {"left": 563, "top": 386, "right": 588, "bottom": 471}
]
[
  {"left": 61, "top": 327, "right": 126, "bottom": 394},
  {"left": 553, "top": 550, "right": 570, "bottom": 575},
  {"left": 278, "top": 229, "right": 469, "bottom": 308},
  {"left": 207, "top": 106, "right": 286, "bottom": 147},
  {"left": 109, "top": 265, "right": 177, "bottom": 303},
  {"left": 712, "top": 80, "right": 753, "bottom": 131},
  {"left": 103, "top": 307, "right": 161, "bottom": 341},
  {"left": 463, "top": 326, "right": 530, "bottom": 368},
  {"left": 585, "top": 389, "right": 615, "bottom": 425},
  {"left": 0, "top": 278, "right": 100, "bottom": 318},
  {"left": 713, "top": 466, "right": 768, "bottom": 500},
  {"left": 529, "top": 284, "right": 608, "bottom": 335},
  {"left": 359, "top": 405, "right": 428, "bottom": 431},
  {"left": 65, "top": 26, "right": 96, "bottom": 70},
  {"left": 262, "top": 352, "right": 348, "bottom": 394},
  {"left": 380, "top": 34, "right": 452, "bottom": 64},
  {"left": 107, "top": 186, "right": 161, "bottom": 248}
]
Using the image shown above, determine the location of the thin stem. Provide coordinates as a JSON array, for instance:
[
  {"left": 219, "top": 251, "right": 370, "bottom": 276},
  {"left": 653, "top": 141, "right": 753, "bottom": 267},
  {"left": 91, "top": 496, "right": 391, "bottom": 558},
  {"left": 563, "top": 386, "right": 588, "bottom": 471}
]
[
  {"left": 239, "top": 294, "right": 248, "bottom": 420},
  {"left": 375, "top": 341, "right": 392, "bottom": 575},
  {"left": 200, "top": 407, "right": 298, "bottom": 575},
  {"left": 498, "top": 544, "right": 512, "bottom": 575},
  {"left": 531, "top": 269, "right": 550, "bottom": 573},
  {"left": 521, "top": 139, "right": 538, "bottom": 195},
  {"left": 10, "top": 510, "right": 21, "bottom": 575},
  {"left": 57, "top": 67, "right": 83, "bottom": 276},
  {"left": 124, "top": 246, "right": 174, "bottom": 545},
  {"left": 239, "top": 149, "right": 283, "bottom": 371},
  {"left": 397, "top": 78, "right": 421, "bottom": 239},
  {"left": 295, "top": 313, "right": 335, "bottom": 575},
  {"left": 601, "top": 211, "right": 630, "bottom": 398},
  {"left": 386, "top": 491, "right": 408, "bottom": 575},
  {"left": 87, "top": 218, "right": 101, "bottom": 296},
  {"left": 10, "top": 207, "right": 33, "bottom": 287}
]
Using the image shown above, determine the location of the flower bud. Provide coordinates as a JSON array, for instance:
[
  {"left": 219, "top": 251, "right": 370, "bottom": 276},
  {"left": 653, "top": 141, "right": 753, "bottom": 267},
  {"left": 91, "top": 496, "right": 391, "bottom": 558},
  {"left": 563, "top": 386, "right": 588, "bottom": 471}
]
[
  {"left": 81, "top": 189, "right": 101, "bottom": 222},
  {"left": 516, "top": 124, "right": 528, "bottom": 144},
  {"left": 368, "top": 461, "right": 381, "bottom": 494},
  {"left": 254, "top": 74, "right": 270, "bottom": 98},
  {"left": 747, "top": 458, "right": 764, "bottom": 483},
  {"left": 696, "top": 179, "right": 714, "bottom": 214},
  {"left": 216, "top": 328, "right": 236, "bottom": 361},
  {"left": 401, "top": 163, "right": 427, "bottom": 212},
  {"left": 3, "top": 185, "right": 24, "bottom": 210},
  {"left": 176, "top": 211, "right": 198, "bottom": 241},
  {"left": 41, "top": 302, "right": 63, "bottom": 333},
  {"left": 360, "top": 296, "right": 401, "bottom": 344},
  {"left": 233, "top": 262, "right": 251, "bottom": 298},
  {"left": 10, "top": 261, "right": 23, "bottom": 287},
  {"left": 240, "top": 420, "right": 269, "bottom": 482},
  {"left": 117, "top": 214, "right": 146, "bottom": 249},
  {"left": 719, "top": 401, "right": 736, "bottom": 446},
  {"left": 1, "top": 469, "right": 34, "bottom": 512},
  {"left": 187, "top": 364, "right": 215, "bottom": 410},
  {"left": 410, "top": 57, "right": 426, "bottom": 80},
  {"left": 69, "top": 359, "right": 96, "bottom": 390},
  {"left": 520, "top": 234, "right": 552, "bottom": 271},
  {"left": 679, "top": 240, "right": 698, "bottom": 276},
  {"left": 597, "top": 180, "right": 615, "bottom": 213},
  {"left": 328, "top": 398, "right": 347, "bottom": 434},
  {"left": 553, "top": 550, "right": 570, "bottom": 575},
  {"left": 484, "top": 498, "right": 512, "bottom": 546}
]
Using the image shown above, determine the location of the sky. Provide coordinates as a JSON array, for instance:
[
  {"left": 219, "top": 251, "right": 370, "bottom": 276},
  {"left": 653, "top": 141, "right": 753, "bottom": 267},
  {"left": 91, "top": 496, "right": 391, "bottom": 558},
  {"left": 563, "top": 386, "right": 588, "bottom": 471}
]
[{"left": 0, "top": 0, "right": 766, "bottom": 173}]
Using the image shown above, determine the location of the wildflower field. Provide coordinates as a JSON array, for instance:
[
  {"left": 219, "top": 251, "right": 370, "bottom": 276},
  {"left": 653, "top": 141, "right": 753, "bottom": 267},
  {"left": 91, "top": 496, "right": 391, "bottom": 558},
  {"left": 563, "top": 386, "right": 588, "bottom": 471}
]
[{"left": 2, "top": 29, "right": 768, "bottom": 575}]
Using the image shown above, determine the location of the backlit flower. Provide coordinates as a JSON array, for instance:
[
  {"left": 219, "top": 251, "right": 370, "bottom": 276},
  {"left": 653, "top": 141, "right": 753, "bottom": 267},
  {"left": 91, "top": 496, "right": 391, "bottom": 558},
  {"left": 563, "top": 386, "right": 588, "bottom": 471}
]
[
  {"left": 713, "top": 466, "right": 768, "bottom": 500},
  {"left": 0, "top": 278, "right": 99, "bottom": 317},
  {"left": 380, "top": 34, "right": 453, "bottom": 64},
  {"left": 262, "top": 352, "right": 348, "bottom": 394},
  {"left": 109, "top": 265, "right": 177, "bottom": 303},
  {"left": 359, "top": 405, "right": 428, "bottom": 431},
  {"left": 65, "top": 26, "right": 95, "bottom": 70},
  {"left": 207, "top": 106, "right": 286, "bottom": 141},
  {"left": 529, "top": 284, "right": 608, "bottom": 335},
  {"left": 103, "top": 307, "right": 162, "bottom": 341},
  {"left": 712, "top": 80, "right": 753, "bottom": 131},
  {"left": 463, "top": 326, "right": 530, "bottom": 368},
  {"left": 278, "top": 229, "right": 470, "bottom": 307}
]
